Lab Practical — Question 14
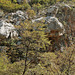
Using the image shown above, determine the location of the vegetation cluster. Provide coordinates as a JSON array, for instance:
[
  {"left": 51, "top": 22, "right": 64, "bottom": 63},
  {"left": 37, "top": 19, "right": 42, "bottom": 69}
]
[
  {"left": 0, "top": 0, "right": 75, "bottom": 75},
  {"left": 0, "top": 0, "right": 75, "bottom": 12},
  {"left": 0, "top": 20, "right": 75, "bottom": 75}
]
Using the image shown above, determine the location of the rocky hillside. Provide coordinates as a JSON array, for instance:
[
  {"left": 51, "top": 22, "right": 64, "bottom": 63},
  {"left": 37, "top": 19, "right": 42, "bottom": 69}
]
[
  {"left": 0, "top": 1, "right": 75, "bottom": 75},
  {"left": 0, "top": 2, "right": 75, "bottom": 51}
]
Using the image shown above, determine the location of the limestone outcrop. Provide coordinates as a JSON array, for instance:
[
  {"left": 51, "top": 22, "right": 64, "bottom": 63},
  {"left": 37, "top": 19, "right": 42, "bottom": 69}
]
[{"left": 0, "top": 20, "right": 18, "bottom": 39}]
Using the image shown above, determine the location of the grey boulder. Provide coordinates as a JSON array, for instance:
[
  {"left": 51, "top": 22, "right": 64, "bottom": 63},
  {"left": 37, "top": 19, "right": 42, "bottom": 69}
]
[{"left": 45, "top": 17, "right": 65, "bottom": 37}]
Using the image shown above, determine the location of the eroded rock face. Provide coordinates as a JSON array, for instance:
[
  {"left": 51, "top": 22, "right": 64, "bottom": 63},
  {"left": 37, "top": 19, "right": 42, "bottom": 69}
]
[{"left": 0, "top": 20, "right": 18, "bottom": 39}]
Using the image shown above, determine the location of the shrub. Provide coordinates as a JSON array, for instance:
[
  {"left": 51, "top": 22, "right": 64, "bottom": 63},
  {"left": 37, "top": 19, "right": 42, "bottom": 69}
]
[
  {"left": 26, "top": 9, "right": 36, "bottom": 19},
  {"left": 0, "top": 0, "right": 30, "bottom": 12}
]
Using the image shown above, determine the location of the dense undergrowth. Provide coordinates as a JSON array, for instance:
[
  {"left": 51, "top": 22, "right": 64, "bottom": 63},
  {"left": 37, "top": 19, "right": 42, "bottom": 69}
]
[
  {"left": 0, "top": 20, "right": 75, "bottom": 75},
  {"left": 0, "top": 45, "right": 74, "bottom": 75},
  {"left": 0, "top": 0, "right": 30, "bottom": 12},
  {"left": 0, "top": 0, "right": 75, "bottom": 12},
  {"left": 0, "top": 0, "right": 75, "bottom": 75}
]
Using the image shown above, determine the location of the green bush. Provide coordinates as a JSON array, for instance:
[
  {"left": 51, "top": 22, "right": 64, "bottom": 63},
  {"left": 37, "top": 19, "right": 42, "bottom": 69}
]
[
  {"left": 0, "top": 0, "right": 30, "bottom": 12},
  {"left": 13, "top": 0, "right": 17, "bottom": 3}
]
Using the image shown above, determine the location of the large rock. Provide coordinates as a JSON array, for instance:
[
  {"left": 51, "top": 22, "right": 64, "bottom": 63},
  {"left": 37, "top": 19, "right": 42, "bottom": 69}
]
[
  {"left": 0, "top": 20, "right": 18, "bottom": 39},
  {"left": 45, "top": 17, "right": 65, "bottom": 37},
  {"left": 32, "top": 16, "right": 65, "bottom": 37}
]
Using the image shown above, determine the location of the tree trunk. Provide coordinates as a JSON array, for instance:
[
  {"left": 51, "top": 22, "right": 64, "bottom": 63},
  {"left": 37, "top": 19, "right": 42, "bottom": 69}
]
[{"left": 22, "top": 47, "right": 28, "bottom": 75}]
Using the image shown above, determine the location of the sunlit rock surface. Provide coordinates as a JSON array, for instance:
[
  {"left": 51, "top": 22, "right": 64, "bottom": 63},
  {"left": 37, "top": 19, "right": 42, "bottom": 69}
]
[
  {"left": 45, "top": 17, "right": 65, "bottom": 37},
  {"left": 0, "top": 20, "right": 18, "bottom": 39}
]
